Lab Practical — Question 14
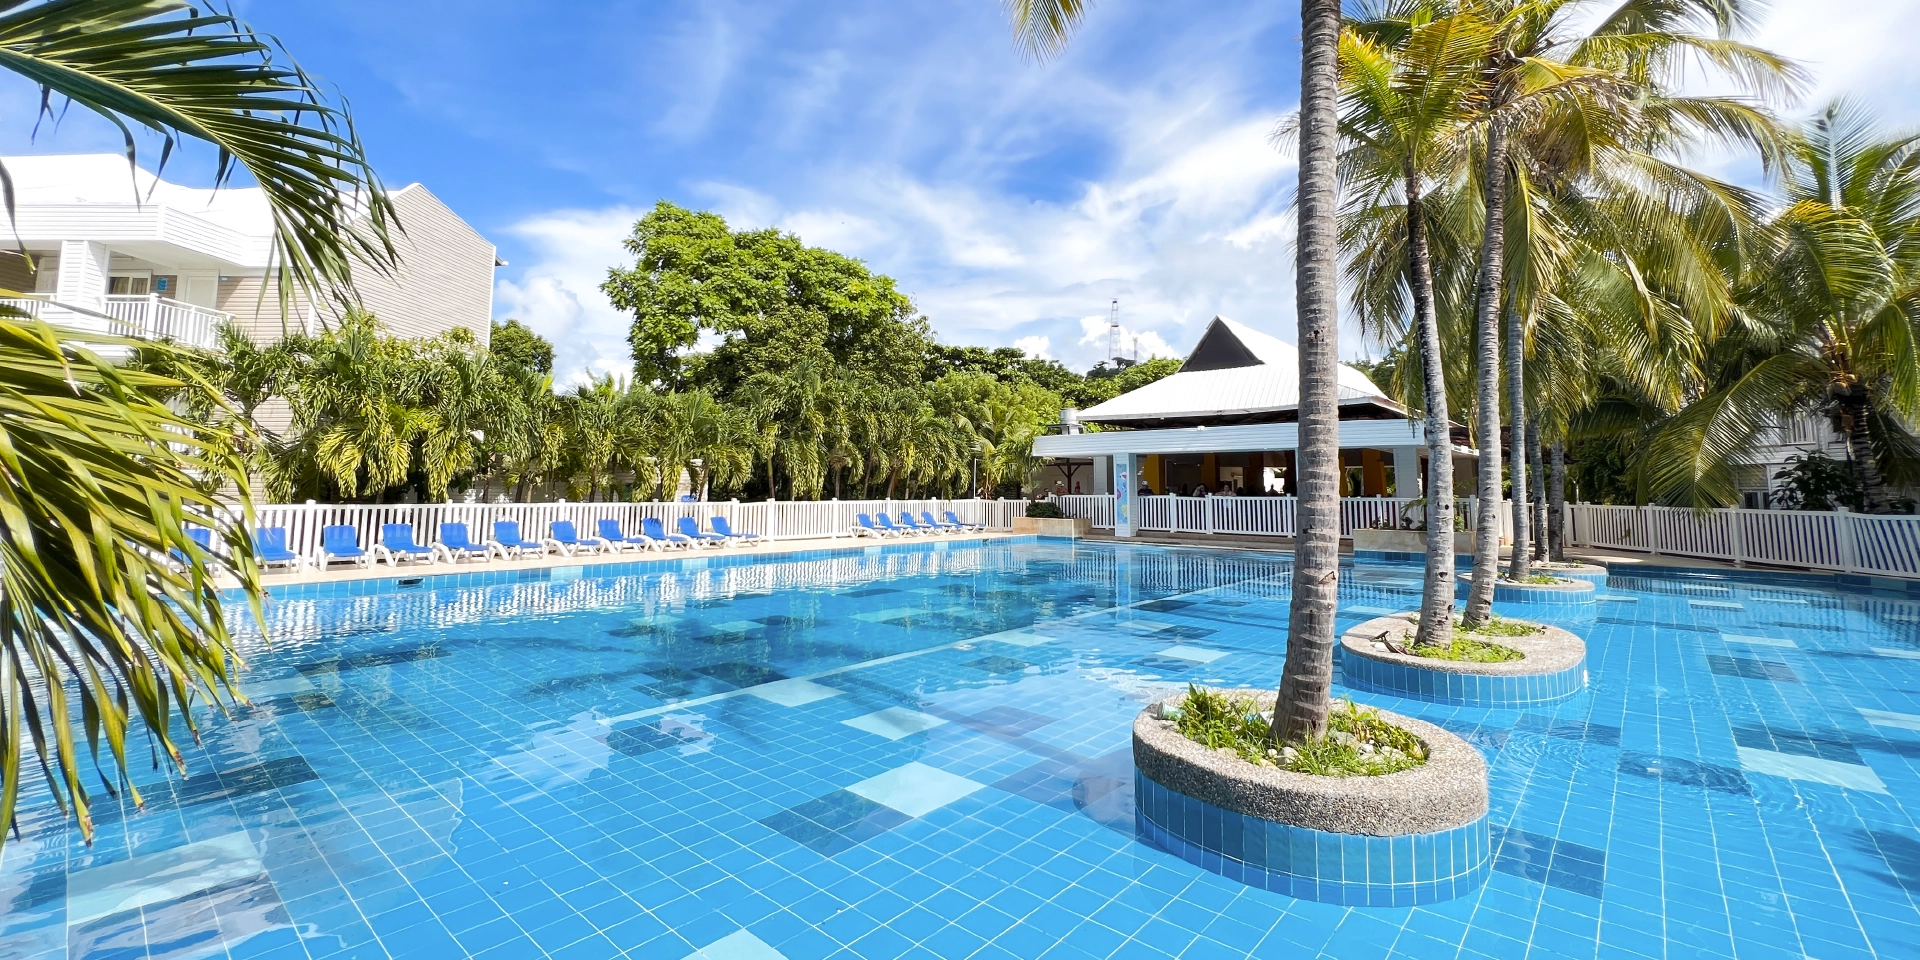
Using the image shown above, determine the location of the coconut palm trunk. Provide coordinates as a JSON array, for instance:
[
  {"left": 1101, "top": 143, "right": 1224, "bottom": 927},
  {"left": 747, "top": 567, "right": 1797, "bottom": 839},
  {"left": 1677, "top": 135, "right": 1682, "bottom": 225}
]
[
  {"left": 1528, "top": 422, "right": 1546, "bottom": 558},
  {"left": 1548, "top": 441, "right": 1567, "bottom": 561},
  {"left": 1505, "top": 307, "right": 1532, "bottom": 580},
  {"left": 1274, "top": 0, "right": 1344, "bottom": 743},
  {"left": 1464, "top": 118, "right": 1512, "bottom": 626},
  {"left": 1839, "top": 393, "right": 1886, "bottom": 512},
  {"left": 1407, "top": 169, "right": 1455, "bottom": 647}
]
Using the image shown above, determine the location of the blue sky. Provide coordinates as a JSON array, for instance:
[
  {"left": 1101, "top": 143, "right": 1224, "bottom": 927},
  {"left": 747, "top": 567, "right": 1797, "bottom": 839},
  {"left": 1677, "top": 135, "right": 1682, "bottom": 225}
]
[{"left": 2, "top": 0, "right": 1917, "bottom": 381}]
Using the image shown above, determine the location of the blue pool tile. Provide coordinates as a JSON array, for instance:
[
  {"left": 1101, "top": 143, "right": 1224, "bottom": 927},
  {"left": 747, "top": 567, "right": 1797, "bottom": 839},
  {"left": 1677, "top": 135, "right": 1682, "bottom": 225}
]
[{"left": 17, "top": 541, "right": 1920, "bottom": 959}]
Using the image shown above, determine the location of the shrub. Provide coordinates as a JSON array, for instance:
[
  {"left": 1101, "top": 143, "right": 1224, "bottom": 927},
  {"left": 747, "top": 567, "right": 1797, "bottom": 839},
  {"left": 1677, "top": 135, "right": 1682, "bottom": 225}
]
[
  {"left": 1025, "top": 501, "right": 1064, "bottom": 519},
  {"left": 1167, "top": 687, "right": 1427, "bottom": 777}
]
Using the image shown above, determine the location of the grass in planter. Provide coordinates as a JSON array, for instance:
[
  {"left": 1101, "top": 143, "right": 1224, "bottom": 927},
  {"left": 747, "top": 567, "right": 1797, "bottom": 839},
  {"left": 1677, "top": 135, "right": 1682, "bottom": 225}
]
[
  {"left": 1407, "top": 637, "right": 1524, "bottom": 662},
  {"left": 1457, "top": 615, "right": 1540, "bottom": 638},
  {"left": 1169, "top": 686, "right": 1427, "bottom": 777},
  {"left": 1392, "top": 616, "right": 1534, "bottom": 662},
  {"left": 1498, "top": 571, "right": 1571, "bottom": 585}
]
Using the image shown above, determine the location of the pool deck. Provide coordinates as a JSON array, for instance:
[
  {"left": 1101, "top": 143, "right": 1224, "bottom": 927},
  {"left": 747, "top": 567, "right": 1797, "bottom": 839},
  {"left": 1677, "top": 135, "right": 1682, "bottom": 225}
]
[{"left": 254, "top": 531, "right": 1024, "bottom": 589}]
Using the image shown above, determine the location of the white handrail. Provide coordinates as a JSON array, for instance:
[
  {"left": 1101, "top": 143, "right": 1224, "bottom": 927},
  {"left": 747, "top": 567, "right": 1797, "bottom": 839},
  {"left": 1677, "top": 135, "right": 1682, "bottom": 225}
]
[
  {"left": 1566, "top": 502, "right": 1920, "bottom": 579},
  {"left": 102, "top": 294, "right": 228, "bottom": 351},
  {"left": 1051, "top": 494, "right": 1501, "bottom": 538}
]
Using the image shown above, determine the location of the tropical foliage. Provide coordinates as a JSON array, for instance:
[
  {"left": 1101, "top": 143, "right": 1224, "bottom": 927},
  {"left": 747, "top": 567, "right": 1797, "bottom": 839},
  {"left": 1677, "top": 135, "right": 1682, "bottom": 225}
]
[
  {"left": 180, "top": 299, "right": 1171, "bottom": 506},
  {"left": 0, "top": 0, "right": 394, "bottom": 846}
]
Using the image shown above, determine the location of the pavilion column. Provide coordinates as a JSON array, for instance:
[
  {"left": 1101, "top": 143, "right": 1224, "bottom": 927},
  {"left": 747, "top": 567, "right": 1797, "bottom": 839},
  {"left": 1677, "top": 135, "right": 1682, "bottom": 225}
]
[
  {"left": 1113, "top": 453, "right": 1140, "bottom": 538},
  {"left": 1394, "top": 446, "right": 1423, "bottom": 498}
]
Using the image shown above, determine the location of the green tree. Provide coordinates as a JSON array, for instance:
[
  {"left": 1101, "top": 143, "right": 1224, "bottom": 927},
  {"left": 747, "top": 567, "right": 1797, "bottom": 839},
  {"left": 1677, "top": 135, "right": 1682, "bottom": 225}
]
[
  {"left": 1645, "top": 103, "right": 1920, "bottom": 511},
  {"left": 1074, "top": 356, "right": 1182, "bottom": 406},
  {"left": 0, "top": 0, "right": 395, "bottom": 846},
  {"left": 603, "top": 201, "right": 933, "bottom": 392},
  {"left": 1326, "top": 2, "right": 1492, "bottom": 647},
  {"left": 490, "top": 318, "right": 555, "bottom": 374},
  {"left": 1402, "top": 0, "right": 1799, "bottom": 615}
]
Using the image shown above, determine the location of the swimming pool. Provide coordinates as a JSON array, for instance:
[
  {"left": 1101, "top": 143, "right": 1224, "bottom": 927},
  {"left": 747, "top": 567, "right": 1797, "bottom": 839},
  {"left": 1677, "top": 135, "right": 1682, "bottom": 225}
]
[{"left": 3, "top": 538, "right": 1916, "bottom": 959}]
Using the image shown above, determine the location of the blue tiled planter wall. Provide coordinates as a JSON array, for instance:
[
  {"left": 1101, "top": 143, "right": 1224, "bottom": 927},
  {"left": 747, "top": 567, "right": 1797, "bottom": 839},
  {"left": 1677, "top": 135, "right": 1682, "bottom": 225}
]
[
  {"left": 1458, "top": 579, "right": 1597, "bottom": 605},
  {"left": 1340, "top": 648, "right": 1585, "bottom": 708},
  {"left": 1135, "top": 771, "right": 1490, "bottom": 906},
  {"left": 1541, "top": 567, "right": 1608, "bottom": 586}
]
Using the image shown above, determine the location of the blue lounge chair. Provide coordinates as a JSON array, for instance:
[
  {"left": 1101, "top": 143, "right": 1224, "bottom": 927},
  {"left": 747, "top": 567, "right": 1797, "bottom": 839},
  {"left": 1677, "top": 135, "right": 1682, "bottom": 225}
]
[
  {"left": 678, "top": 516, "right": 731, "bottom": 547},
  {"left": 873, "top": 514, "right": 915, "bottom": 537},
  {"left": 896, "top": 512, "right": 939, "bottom": 536},
  {"left": 709, "top": 516, "right": 763, "bottom": 545},
  {"left": 853, "top": 513, "right": 895, "bottom": 538},
  {"left": 319, "top": 525, "right": 372, "bottom": 568},
  {"left": 377, "top": 523, "right": 447, "bottom": 567},
  {"left": 642, "top": 516, "right": 695, "bottom": 549},
  {"left": 171, "top": 526, "right": 215, "bottom": 566},
  {"left": 944, "top": 510, "right": 984, "bottom": 533},
  {"left": 922, "top": 511, "right": 962, "bottom": 533},
  {"left": 597, "top": 518, "right": 659, "bottom": 552},
  {"left": 253, "top": 527, "right": 303, "bottom": 571},
  {"left": 549, "top": 520, "right": 607, "bottom": 556},
  {"left": 491, "top": 521, "right": 547, "bottom": 559},
  {"left": 440, "top": 523, "right": 504, "bottom": 563}
]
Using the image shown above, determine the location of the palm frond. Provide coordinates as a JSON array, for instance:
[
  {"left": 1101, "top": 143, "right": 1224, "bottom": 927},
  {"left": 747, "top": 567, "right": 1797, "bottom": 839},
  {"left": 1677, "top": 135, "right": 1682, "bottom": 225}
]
[
  {"left": 0, "top": 0, "right": 398, "bottom": 310},
  {"left": 0, "top": 315, "right": 258, "bottom": 845}
]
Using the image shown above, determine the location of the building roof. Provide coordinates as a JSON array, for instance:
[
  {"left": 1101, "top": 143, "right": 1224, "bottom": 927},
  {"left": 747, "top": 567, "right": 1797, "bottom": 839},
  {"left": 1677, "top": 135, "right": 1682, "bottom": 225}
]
[
  {"left": 0, "top": 154, "right": 477, "bottom": 257},
  {"left": 1077, "top": 316, "right": 1398, "bottom": 427}
]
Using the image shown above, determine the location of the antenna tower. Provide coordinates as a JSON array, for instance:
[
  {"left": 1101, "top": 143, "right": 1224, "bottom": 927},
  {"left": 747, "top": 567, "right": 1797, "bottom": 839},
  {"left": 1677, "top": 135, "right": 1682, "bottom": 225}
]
[{"left": 1107, "top": 300, "right": 1121, "bottom": 362}]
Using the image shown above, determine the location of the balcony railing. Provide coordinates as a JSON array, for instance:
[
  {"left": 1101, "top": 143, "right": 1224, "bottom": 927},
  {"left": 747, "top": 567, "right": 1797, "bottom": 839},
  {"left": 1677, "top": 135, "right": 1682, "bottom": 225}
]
[
  {"left": 102, "top": 294, "right": 230, "bottom": 350},
  {"left": 0, "top": 293, "right": 227, "bottom": 352}
]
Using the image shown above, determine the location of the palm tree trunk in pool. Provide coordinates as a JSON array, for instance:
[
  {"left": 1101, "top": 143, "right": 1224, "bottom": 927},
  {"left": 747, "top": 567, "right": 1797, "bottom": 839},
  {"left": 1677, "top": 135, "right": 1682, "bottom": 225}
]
[
  {"left": 1505, "top": 307, "right": 1531, "bottom": 581},
  {"left": 1842, "top": 394, "right": 1886, "bottom": 512},
  {"left": 1274, "top": 0, "right": 1343, "bottom": 744},
  {"left": 1548, "top": 441, "right": 1567, "bottom": 561},
  {"left": 1528, "top": 420, "right": 1547, "bottom": 559},
  {"left": 1464, "top": 118, "right": 1511, "bottom": 625},
  {"left": 1407, "top": 167, "right": 1455, "bottom": 647}
]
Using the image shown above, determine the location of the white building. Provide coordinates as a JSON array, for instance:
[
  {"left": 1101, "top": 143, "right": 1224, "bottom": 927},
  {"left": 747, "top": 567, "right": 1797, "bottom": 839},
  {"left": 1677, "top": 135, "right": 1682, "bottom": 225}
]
[
  {"left": 0, "top": 154, "right": 497, "bottom": 350},
  {"left": 1033, "top": 317, "right": 1478, "bottom": 534}
]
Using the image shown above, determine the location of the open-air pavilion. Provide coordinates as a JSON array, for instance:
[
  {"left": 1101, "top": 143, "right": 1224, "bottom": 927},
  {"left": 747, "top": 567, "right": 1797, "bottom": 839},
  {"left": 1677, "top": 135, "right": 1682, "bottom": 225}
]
[{"left": 1033, "top": 316, "right": 1477, "bottom": 536}]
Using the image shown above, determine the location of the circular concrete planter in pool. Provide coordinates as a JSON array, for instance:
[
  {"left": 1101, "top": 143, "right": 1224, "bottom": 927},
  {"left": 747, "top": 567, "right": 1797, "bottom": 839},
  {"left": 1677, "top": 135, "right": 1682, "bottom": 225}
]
[
  {"left": 1502, "top": 561, "right": 1608, "bottom": 586},
  {"left": 1133, "top": 691, "right": 1490, "bottom": 906},
  {"left": 1458, "top": 571, "right": 1597, "bottom": 604},
  {"left": 1340, "top": 613, "right": 1587, "bottom": 707}
]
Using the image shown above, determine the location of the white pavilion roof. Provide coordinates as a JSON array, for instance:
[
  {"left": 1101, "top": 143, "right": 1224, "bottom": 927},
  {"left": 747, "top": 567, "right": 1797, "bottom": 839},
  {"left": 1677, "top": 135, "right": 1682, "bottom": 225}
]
[{"left": 1078, "top": 316, "right": 1395, "bottom": 425}]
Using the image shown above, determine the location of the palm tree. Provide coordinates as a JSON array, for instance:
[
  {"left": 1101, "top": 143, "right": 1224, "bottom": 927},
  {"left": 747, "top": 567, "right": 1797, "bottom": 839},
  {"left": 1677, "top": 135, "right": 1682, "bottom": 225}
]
[
  {"left": 416, "top": 344, "right": 492, "bottom": 501},
  {"left": 1451, "top": 0, "right": 1796, "bottom": 618},
  {"left": 1332, "top": 3, "right": 1495, "bottom": 647},
  {"left": 1644, "top": 102, "right": 1920, "bottom": 510},
  {"left": 1001, "top": 0, "right": 1346, "bottom": 741},
  {"left": 1274, "top": 0, "right": 1349, "bottom": 742},
  {"left": 565, "top": 374, "right": 627, "bottom": 500},
  {"left": 277, "top": 313, "right": 428, "bottom": 501},
  {"left": 0, "top": 2, "right": 400, "bottom": 845}
]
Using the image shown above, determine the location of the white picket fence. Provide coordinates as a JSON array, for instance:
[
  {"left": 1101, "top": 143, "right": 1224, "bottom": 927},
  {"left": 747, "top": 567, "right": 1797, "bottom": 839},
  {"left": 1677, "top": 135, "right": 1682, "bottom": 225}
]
[
  {"left": 250, "top": 498, "right": 1025, "bottom": 561},
  {"left": 1052, "top": 494, "right": 1506, "bottom": 539},
  {"left": 1566, "top": 503, "right": 1920, "bottom": 578}
]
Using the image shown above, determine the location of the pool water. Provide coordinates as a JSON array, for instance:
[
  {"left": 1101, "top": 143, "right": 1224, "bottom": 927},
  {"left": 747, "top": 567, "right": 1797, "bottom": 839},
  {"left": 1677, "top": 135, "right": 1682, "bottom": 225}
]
[{"left": 2, "top": 539, "right": 1918, "bottom": 960}]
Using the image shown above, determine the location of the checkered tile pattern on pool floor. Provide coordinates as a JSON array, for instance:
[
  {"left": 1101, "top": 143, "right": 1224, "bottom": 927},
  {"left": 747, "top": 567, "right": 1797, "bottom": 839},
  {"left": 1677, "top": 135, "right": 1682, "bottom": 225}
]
[{"left": 2, "top": 541, "right": 1917, "bottom": 959}]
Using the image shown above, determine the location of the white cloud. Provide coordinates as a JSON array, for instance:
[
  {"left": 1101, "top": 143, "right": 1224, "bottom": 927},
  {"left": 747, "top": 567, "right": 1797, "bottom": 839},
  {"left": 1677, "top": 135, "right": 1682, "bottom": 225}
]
[
  {"left": 1752, "top": 1, "right": 1920, "bottom": 115},
  {"left": 1076, "top": 314, "right": 1175, "bottom": 365},
  {"left": 492, "top": 0, "right": 1920, "bottom": 384},
  {"left": 492, "top": 206, "right": 644, "bottom": 385},
  {"left": 1012, "top": 335, "right": 1052, "bottom": 360},
  {"left": 496, "top": 101, "right": 1303, "bottom": 380}
]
